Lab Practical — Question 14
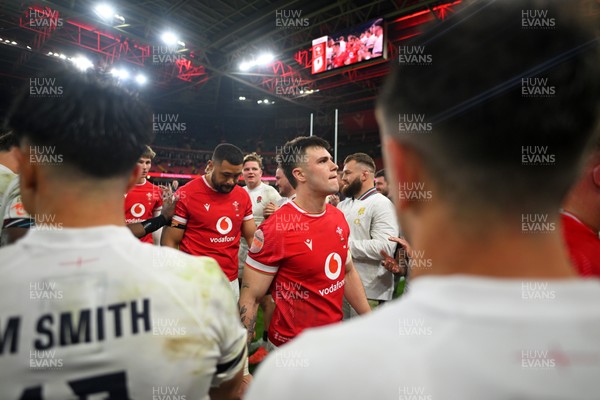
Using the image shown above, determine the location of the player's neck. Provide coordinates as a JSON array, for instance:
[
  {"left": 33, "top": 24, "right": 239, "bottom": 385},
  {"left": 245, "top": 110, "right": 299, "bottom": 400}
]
[
  {"left": 136, "top": 178, "right": 146, "bottom": 185},
  {"left": 32, "top": 188, "right": 127, "bottom": 228},
  {"left": 246, "top": 181, "right": 260, "bottom": 190},
  {"left": 294, "top": 189, "right": 327, "bottom": 213},
  {"left": 408, "top": 203, "right": 578, "bottom": 280},
  {"left": 356, "top": 184, "right": 375, "bottom": 199}
]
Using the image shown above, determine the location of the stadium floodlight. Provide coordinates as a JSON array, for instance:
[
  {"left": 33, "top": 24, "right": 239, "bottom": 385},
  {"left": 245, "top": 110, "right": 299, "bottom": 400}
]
[
  {"left": 135, "top": 74, "right": 147, "bottom": 85},
  {"left": 239, "top": 61, "right": 251, "bottom": 71},
  {"left": 239, "top": 96, "right": 246, "bottom": 101},
  {"left": 256, "top": 53, "right": 274, "bottom": 65},
  {"left": 111, "top": 67, "right": 129, "bottom": 80},
  {"left": 257, "top": 100, "right": 263, "bottom": 104},
  {"left": 263, "top": 99, "right": 269, "bottom": 104},
  {"left": 71, "top": 56, "right": 94, "bottom": 71},
  {"left": 94, "top": 4, "right": 115, "bottom": 19},
  {"left": 161, "top": 31, "right": 178, "bottom": 45}
]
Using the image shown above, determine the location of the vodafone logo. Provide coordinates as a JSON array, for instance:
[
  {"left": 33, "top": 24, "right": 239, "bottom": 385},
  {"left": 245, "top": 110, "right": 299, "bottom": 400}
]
[
  {"left": 216, "top": 216, "right": 233, "bottom": 235},
  {"left": 130, "top": 203, "right": 146, "bottom": 218},
  {"left": 324, "top": 252, "right": 342, "bottom": 280}
]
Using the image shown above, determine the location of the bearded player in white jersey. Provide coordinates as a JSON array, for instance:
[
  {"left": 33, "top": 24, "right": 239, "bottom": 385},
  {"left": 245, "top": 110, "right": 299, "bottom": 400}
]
[{"left": 0, "top": 66, "right": 246, "bottom": 399}]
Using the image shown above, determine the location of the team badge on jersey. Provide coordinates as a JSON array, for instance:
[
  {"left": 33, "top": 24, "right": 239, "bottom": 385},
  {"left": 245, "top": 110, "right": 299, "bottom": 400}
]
[
  {"left": 257, "top": 196, "right": 262, "bottom": 204},
  {"left": 249, "top": 229, "right": 264, "bottom": 253},
  {"left": 358, "top": 207, "right": 365, "bottom": 216}
]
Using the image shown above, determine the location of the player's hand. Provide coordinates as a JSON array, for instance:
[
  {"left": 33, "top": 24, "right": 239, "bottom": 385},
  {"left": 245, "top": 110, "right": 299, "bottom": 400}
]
[
  {"left": 388, "top": 236, "right": 413, "bottom": 258},
  {"left": 380, "top": 249, "right": 405, "bottom": 275},
  {"left": 328, "top": 194, "right": 340, "bottom": 207},
  {"left": 263, "top": 202, "right": 278, "bottom": 219},
  {"left": 238, "top": 373, "right": 253, "bottom": 399},
  {"left": 159, "top": 185, "right": 179, "bottom": 222}
]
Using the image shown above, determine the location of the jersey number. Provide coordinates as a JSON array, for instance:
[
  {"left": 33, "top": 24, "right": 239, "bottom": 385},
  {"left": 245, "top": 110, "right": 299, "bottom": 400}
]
[{"left": 19, "top": 371, "right": 129, "bottom": 399}]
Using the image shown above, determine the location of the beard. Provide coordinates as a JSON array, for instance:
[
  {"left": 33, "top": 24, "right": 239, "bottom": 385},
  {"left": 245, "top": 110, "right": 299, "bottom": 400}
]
[
  {"left": 342, "top": 177, "right": 362, "bottom": 198},
  {"left": 211, "top": 174, "right": 235, "bottom": 193}
]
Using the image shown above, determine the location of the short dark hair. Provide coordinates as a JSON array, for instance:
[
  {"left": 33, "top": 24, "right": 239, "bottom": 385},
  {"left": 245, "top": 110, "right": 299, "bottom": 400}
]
[
  {"left": 377, "top": 0, "right": 600, "bottom": 215},
  {"left": 344, "top": 153, "right": 376, "bottom": 173},
  {"left": 6, "top": 66, "right": 153, "bottom": 178},
  {"left": 0, "top": 129, "right": 18, "bottom": 152},
  {"left": 375, "top": 169, "right": 386, "bottom": 180},
  {"left": 277, "top": 136, "right": 330, "bottom": 188},
  {"left": 212, "top": 143, "right": 244, "bottom": 166}
]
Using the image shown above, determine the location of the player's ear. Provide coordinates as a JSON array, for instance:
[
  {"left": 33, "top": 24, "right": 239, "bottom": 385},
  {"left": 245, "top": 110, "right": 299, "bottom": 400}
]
[
  {"left": 292, "top": 166, "right": 306, "bottom": 184},
  {"left": 16, "top": 140, "right": 37, "bottom": 216}
]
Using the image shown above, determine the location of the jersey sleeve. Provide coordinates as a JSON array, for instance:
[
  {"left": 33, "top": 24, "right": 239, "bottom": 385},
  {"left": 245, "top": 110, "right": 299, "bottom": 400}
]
[
  {"left": 267, "top": 185, "right": 282, "bottom": 204},
  {"left": 242, "top": 189, "right": 253, "bottom": 221},
  {"left": 171, "top": 186, "right": 189, "bottom": 227},
  {"left": 1, "top": 177, "right": 33, "bottom": 229},
  {"left": 245, "top": 217, "right": 284, "bottom": 275},
  {"left": 154, "top": 185, "right": 164, "bottom": 212}
]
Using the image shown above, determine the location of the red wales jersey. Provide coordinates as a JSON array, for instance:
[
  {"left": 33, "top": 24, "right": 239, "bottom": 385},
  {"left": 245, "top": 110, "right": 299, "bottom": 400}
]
[
  {"left": 124, "top": 180, "right": 163, "bottom": 243},
  {"left": 172, "top": 176, "right": 253, "bottom": 281},
  {"left": 561, "top": 212, "right": 600, "bottom": 278},
  {"left": 246, "top": 201, "right": 350, "bottom": 347}
]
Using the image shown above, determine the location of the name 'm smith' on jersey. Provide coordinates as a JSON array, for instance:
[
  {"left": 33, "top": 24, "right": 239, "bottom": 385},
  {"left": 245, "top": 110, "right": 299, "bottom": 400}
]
[
  {"left": 172, "top": 176, "right": 253, "bottom": 281},
  {"left": 246, "top": 201, "right": 350, "bottom": 347}
]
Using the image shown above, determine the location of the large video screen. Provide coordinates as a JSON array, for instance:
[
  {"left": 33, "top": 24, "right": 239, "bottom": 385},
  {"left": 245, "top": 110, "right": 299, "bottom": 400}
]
[{"left": 311, "top": 17, "right": 385, "bottom": 74}]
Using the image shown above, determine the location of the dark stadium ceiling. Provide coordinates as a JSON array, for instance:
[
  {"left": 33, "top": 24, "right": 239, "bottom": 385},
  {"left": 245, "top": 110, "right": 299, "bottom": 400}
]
[{"left": 0, "top": 0, "right": 463, "bottom": 123}]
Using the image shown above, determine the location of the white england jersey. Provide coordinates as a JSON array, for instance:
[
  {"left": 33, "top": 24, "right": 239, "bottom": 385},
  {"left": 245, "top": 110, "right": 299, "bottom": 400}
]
[
  {"left": 248, "top": 276, "right": 600, "bottom": 400},
  {"left": 0, "top": 226, "right": 246, "bottom": 399}
]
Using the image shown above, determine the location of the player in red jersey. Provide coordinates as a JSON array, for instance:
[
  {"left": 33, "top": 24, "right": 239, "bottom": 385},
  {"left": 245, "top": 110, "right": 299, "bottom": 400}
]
[
  {"left": 240, "top": 136, "right": 371, "bottom": 351},
  {"left": 124, "top": 146, "right": 163, "bottom": 244},
  {"left": 161, "top": 143, "right": 256, "bottom": 298},
  {"left": 561, "top": 138, "right": 600, "bottom": 277}
]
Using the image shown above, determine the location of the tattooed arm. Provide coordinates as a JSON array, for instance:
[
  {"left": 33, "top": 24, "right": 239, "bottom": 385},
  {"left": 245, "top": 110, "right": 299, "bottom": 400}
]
[{"left": 239, "top": 267, "right": 275, "bottom": 345}]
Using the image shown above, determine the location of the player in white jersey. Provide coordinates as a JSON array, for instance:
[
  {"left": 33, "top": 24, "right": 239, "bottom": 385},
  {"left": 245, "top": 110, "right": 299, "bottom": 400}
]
[
  {"left": 238, "top": 152, "right": 281, "bottom": 282},
  {"left": 0, "top": 129, "right": 19, "bottom": 200},
  {"left": 0, "top": 66, "right": 246, "bottom": 399},
  {"left": 338, "top": 153, "right": 398, "bottom": 317},
  {"left": 247, "top": 1, "right": 600, "bottom": 399}
]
